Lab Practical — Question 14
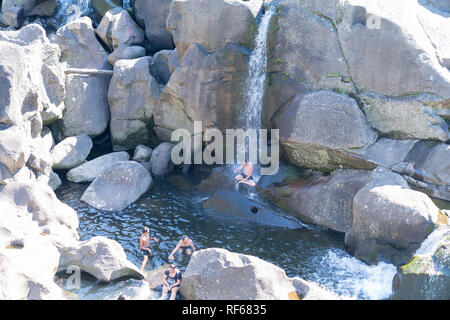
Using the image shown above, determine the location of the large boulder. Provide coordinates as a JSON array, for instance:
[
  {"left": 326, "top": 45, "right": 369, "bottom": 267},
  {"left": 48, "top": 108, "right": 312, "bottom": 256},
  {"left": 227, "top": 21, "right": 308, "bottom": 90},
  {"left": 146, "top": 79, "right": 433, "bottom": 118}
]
[
  {"left": 180, "top": 248, "right": 339, "bottom": 300},
  {"left": 56, "top": 236, "right": 144, "bottom": 282},
  {"left": 148, "top": 142, "right": 175, "bottom": 176},
  {"left": 202, "top": 190, "right": 304, "bottom": 229},
  {"left": 258, "top": 168, "right": 371, "bottom": 233},
  {"left": 361, "top": 93, "right": 449, "bottom": 142},
  {"left": 96, "top": 7, "right": 144, "bottom": 51},
  {"left": 337, "top": 0, "right": 450, "bottom": 98},
  {"left": 133, "top": 0, "right": 174, "bottom": 53},
  {"left": 66, "top": 151, "right": 130, "bottom": 183},
  {"left": 53, "top": 17, "right": 111, "bottom": 139},
  {"left": 392, "top": 227, "right": 450, "bottom": 300},
  {"left": 345, "top": 167, "right": 447, "bottom": 266},
  {"left": 50, "top": 134, "right": 93, "bottom": 170},
  {"left": 81, "top": 161, "right": 153, "bottom": 211},
  {"left": 416, "top": 144, "right": 450, "bottom": 188},
  {"left": 108, "top": 57, "right": 160, "bottom": 151},
  {"left": 364, "top": 138, "right": 418, "bottom": 169},
  {"left": 166, "top": 0, "right": 261, "bottom": 60},
  {"left": 277, "top": 90, "right": 378, "bottom": 171},
  {"left": 197, "top": 166, "right": 236, "bottom": 194},
  {"left": 154, "top": 43, "right": 249, "bottom": 140},
  {"left": 0, "top": 24, "right": 65, "bottom": 128}
]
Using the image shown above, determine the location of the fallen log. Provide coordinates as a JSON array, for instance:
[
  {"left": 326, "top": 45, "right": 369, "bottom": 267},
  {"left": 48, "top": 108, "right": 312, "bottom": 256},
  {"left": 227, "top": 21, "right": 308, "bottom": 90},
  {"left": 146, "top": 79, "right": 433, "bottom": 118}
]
[{"left": 64, "top": 68, "right": 114, "bottom": 76}]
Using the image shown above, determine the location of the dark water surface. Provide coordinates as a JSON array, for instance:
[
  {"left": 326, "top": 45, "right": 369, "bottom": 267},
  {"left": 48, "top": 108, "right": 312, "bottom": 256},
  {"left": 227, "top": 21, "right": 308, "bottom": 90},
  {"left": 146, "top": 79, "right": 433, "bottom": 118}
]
[{"left": 55, "top": 170, "right": 397, "bottom": 300}]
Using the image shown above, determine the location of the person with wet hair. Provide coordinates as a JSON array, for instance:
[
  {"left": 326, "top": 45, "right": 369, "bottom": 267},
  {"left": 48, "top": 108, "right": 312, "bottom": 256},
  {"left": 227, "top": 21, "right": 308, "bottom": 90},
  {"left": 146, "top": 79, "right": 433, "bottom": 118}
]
[
  {"left": 168, "top": 235, "right": 196, "bottom": 260},
  {"left": 161, "top": 263, "right": 182, "bottom": 300},
  {"left": 139, "top": 226, "right": 159, "bottom": 271}
]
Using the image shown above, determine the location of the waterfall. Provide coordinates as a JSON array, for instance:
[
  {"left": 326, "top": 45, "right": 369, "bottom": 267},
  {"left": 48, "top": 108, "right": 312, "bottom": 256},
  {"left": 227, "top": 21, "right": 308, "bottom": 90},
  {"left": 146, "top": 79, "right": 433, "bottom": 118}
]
[
  {"left": 123, "top": 0, "right": 132, "bottom": 10},
  {"left": 240, "top": 4, "right": 276, "bottom": 132},
  {"left": 55, "top": 0, "right": 91, "bottom": 27},
  {"left": 414, "top": 225, "right": 450, "bottom": 257}
]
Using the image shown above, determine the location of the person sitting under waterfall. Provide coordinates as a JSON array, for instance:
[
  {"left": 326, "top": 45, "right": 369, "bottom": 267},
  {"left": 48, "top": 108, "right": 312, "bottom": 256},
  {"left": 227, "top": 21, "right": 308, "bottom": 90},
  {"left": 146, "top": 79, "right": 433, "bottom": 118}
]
[
  {"left": 161, "top": 263, "right": 182, "bottom": 300},
  {"left": 139, "top": 227, "right": 159, "bottom": 271},
  {"left": 234, "top": 160, "right": 256, "bottom": 187},
  {"left": 169, "top": 235, "right": 196, "bottom": 260}
]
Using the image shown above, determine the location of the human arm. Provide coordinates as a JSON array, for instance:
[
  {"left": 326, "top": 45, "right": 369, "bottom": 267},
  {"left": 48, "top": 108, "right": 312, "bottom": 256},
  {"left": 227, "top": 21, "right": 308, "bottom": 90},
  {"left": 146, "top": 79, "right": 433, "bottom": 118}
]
[
  {"left": 233, "top": 164, "right": 243, "bottom": 173},
  {"left": 169, "top": 241, "right": 181, "bottom": 260}
]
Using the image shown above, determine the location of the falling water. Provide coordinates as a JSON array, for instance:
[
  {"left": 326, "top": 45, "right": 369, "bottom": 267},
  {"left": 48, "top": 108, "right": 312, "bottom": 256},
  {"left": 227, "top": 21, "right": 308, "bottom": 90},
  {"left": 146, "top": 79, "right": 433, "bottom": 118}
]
[
  {"left": 414, "top": 225, "right": 450, "bottom": 257},
  {"left": 55, "top": 0, "right": 91, "bottom": 27},
  {"left": 123, "top": 0, "right": 133, "bottom": 10},
  {"left": 240, "top": 4, "right": 276, "bottom": 132}
]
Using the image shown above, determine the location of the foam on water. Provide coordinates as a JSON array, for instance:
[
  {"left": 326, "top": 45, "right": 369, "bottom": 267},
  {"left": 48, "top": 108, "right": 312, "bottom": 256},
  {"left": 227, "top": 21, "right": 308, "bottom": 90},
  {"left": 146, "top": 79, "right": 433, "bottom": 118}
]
[
  {"left": 310, "top": 249, "right": 397, "bottom": 300},
  {"left": 414, "top": 226, "right": 450, "bottom": 257}
]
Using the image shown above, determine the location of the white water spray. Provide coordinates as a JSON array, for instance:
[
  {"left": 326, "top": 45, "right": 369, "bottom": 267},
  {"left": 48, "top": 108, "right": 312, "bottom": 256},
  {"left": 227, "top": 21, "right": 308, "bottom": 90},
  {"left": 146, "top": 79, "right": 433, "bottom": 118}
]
[
  {"left": 414, "top": 225, "right": 450, "bottom": 257},
  {"left": 56, "top": 0, "right": 91, "bottom": 27},
  {"left": 240, "top": 4, "right": 276, "bottom": 132}
]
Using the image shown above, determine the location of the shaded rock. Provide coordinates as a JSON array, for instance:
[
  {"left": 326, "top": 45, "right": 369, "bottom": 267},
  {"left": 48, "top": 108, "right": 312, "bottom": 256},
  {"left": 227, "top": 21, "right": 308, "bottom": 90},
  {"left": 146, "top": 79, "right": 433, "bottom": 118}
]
[
  {"left": 417, "top": 144, "right": 450, "bottom": 187},
  {"left": 1, "top": 6, "right": 24, "bottom": 28},
  {"left": 56, "top": 236, "right": 144, "bottom": 282},
  {"left": 149, "top": 49, "right": 174, "bottom": 85},
  {"left": 345, "top": 167, "right": 445, "bottom": 265},
  {"left": 180, "top": 248, "right": 339, "bottom": 300},
  {"left": 51, "top": 134, "right": 93, "bottom": 170},
  {"left": 53, "top": 17, "right": 111, "bottom": 139},
  {"left": 166, "top": 0, "right": 259, "bottom": 59},
  {"left": 133, "top": 0, "right": 174, "bottom": 53},
  {"left": 154, "top": 43, "right": 249, "bottom": 139},
  {"left": 132, "top": 145, "right": 152, "bottom": 162},
  {"left": 66, "top": 151, "right": 129, "bottom": 183},
  {"left": 202, "top": 190, "right": 304, "bottom": 229},
  {"left": 277, "top": 90, "right": 378, "bottom": 171},
  {"left": 108, "top": 57, "right": 160, "bottom": 151},
  {"left": 197, "top": 166, "right": 236, "bottom": 194},
  {"left": 258, "top": 168, "right": 371, "bottom": 233},
  {"left": 81, "top": 161, "right": 152, "bottom": 211},
  {"left": 392, "top": 227, "right": 450, "bottom": 300},
  {"left": 28, "top": 0, "right": 58, "bottom": 17},
  {"left": 107, "top": 45, "right": 146, "bottom": 65},
  {"left": 96, "top": 7, "right": 144, "bottom": 50},
  {"left": 92, "top": 0, "right": 122, "bottom": 17},
  {"left": 148, "top": 142, "right": 174, "bottom": 176},
  {"left": 48, "top": 169, "right": 61, "bottom": 190},
  {"left": 361, "top": 93, "right": 449, "bottom": 142}
]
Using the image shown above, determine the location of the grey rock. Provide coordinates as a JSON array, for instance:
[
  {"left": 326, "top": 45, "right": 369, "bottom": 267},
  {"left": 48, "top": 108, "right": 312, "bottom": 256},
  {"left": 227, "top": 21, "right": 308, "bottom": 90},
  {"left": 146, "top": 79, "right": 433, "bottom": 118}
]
[
  {"left": 67, "top": 151, "right": 130, "bottom": 183},
  {"left": 365, "top": 138, "right": 418, "bottom": 168},
  {"left": 345, "top": 167, "right": 444, "bottom": 265},
  {"left": 154, "top": 44, "right": 249, "bottom": 139},
  {"left": 180, "top": 248, "right": 340, "bottom": 300},
  {"left": 108, "top": 57, "right": 160, "bottom": 151},
  {"left": 107, "top": 45, "right": 146, "bottom": 65},
  {"left": 361, "top": 93, "right": 449, "bottom": 142},
  {"left": 197, "top": 166, "right": 236, "bottom": 194},
  {"left": 167, "top": 0, "right": 259, "bottom": 59},
  {"left": 133, "top": 0, "right": 174, "bottom": 53},
  {"left": 258, "top": 169, "right": 371, "bottom": 233},
  {"left": 48, "top": 169, "right": 61, "bottom": 190},
  {"left": 132, "top": 145, "right": 152, "bottom": 162},
  {"left": 54, "top": 17, "right": 111, "bottom": 139},
  {"left": 81, "top": 161, "right": 153, "bottom": 211},
  {"left": 148, "top": 142, "right": 174, "bottom": 176},
  {"left": 392, "top": 228, "right": 450, "bottom": 300},
  {"left": 149, "top": 49, "right": 174, "bottom": 85},
  {"left": 0, "top": 126, "right": 30, "bottom": 174},
  {"left": 1, "top": 6, "right": 24, "bottom": 28},
  {"left": 51, "top": 134, "right": 93, "bottom": 170},
  {"left": 277, "top": 90, "right": 378, "bottom": 171},
  {"left": 202, "top": 190, "right": 304, "bottom": 229},
  {"left": 96, "top": 7, "right": 144, "bottom": 50},
  {"left": 417, "top": 144, "right": 450, "bottom": 187},
  {"left": 57, "top": 236, "right": 144, "bottom": 282}
]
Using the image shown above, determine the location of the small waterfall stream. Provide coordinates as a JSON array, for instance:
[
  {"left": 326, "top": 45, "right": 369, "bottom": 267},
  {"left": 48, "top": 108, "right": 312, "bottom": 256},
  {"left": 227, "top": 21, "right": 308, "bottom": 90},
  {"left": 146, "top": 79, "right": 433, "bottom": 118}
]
[
  {"left": 240, "top": 4, "right": 276, "bottom": 132},
  {"left": 55, "top": 0, "right": 91, "bottom": 27}
]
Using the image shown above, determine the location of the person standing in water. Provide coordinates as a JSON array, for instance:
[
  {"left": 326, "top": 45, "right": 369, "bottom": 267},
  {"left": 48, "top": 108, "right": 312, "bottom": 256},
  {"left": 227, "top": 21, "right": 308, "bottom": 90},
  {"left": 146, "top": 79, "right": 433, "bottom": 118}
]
[
  {"left": 168, "top": 235, "right": 196, "bottom": 260},
  {"left": 139, "top": 227, "right": 159, "bottom": 271},
  {"left": 234, "top": 160, "right": 256, "bottom": 187},
  {"left": 161, "top": 263, "right": 182, "bottom": 300}
]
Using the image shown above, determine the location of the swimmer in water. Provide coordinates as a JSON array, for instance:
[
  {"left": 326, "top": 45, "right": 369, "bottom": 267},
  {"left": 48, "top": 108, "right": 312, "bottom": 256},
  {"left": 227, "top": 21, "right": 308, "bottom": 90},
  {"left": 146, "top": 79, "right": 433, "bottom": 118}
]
[
  {"left": 168, "top": 235, "right": 196, "bottom": 260},
  {"left": 139, "top": 227, "right": 159, "bottom": 271}
]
